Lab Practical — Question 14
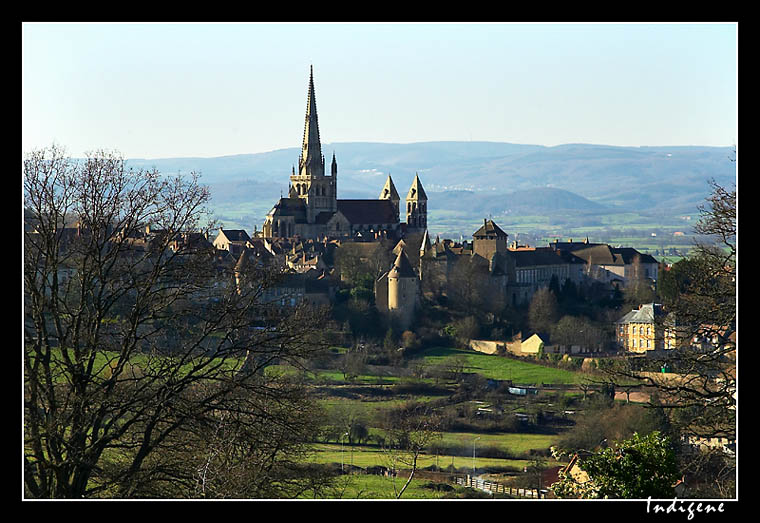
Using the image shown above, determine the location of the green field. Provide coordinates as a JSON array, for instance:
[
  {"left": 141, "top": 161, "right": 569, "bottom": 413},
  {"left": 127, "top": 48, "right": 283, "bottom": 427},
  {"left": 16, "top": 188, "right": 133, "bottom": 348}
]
[
  {"left": 301, "top": 472, "right": 461, "bottom": 500},
  {"left": 416, "top": 346, "right": 584, "bottom": 385},
  {"left": 293, "top": 344, "right": 591, "bottom": 498},
  {"left": 30, "top": 341, "right": 588, "bottom": 498}
]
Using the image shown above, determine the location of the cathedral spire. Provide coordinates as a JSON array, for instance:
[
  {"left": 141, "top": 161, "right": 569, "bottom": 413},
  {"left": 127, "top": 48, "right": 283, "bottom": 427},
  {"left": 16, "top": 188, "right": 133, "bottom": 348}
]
[{"left": 299, "top": 65, "right": 324, "bottom": 177}]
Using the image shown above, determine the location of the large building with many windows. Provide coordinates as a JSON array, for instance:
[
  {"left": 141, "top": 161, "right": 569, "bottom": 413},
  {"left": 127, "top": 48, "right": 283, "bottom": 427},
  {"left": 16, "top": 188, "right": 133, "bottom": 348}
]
[{"left": 616, "top": 303, "right": 677, "bottom": 352}]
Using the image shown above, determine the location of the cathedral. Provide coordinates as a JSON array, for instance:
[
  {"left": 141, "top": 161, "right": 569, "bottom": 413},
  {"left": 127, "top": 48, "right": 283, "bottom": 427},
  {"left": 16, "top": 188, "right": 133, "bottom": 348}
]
[{"left": 262, "top": 67, "right": 428, "bottom": 241}]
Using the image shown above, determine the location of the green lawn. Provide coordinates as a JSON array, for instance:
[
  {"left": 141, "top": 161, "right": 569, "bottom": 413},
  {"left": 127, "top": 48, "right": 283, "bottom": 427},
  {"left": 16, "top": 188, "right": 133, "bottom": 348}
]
[
  {"left": 308, "top": 442, "right": 558, "bottom": 473},
  {"left": 302, "top": 472, "right": 457, "bottom": 499},
  {"left": 417, "top": 346, "right": 585, "bottom": 385},
  {"left": 439, "top": 431, "right": 558, "bottom": 455}
]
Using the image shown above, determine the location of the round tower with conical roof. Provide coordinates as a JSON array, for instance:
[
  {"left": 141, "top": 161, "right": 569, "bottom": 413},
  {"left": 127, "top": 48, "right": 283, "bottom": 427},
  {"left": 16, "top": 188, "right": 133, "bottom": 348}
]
[{"left": 387, "top": 249, "right": 418, "bottom": 330}]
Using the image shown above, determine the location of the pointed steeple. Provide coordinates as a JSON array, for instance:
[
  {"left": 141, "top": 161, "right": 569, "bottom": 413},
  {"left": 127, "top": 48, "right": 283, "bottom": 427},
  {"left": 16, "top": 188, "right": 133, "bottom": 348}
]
[
  {"left": 406, "top": 173, "right": 428, "bottom": 231},
  {"left": 378, "top": 173, "right": 400, "bottom": 222},
  {"left": 379, "top": 173, "right": 400, "bottom": 201},
  {"left": 419, "top": 229, "right": 431, "bottom": 255},
  {"left": 299, "top": 65, "right": 324, "bottom": 178},
  {"left": 406, "top": 173, "right": 427, "bottom": 202}
]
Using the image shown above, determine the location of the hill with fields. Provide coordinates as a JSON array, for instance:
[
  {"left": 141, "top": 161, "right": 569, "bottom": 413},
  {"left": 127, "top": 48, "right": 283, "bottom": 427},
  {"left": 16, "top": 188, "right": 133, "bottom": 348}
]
[{"left": 124, "top": 141, "right": 736, "bottom": 237}]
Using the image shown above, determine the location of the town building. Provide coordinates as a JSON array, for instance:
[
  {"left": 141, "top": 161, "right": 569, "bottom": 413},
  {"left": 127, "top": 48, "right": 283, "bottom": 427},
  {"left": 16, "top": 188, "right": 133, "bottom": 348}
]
[
  {"left": 615, "top": 303, "right": 676, "bottom": 352},
  {"left": 212, "top": 228, "right": 251, "bottom": 256},
  {"left": 550, "top": 240, "right": 659, "bottom": 288}
]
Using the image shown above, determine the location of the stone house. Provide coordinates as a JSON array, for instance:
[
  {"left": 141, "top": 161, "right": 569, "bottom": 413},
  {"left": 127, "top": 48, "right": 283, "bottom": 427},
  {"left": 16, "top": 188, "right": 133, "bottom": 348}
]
[
  {"left": 615, "top": 303, "right": 677, "bottom": 352},
  {"left": 212, "top": 228, "right": 251, "bottom": 256}
]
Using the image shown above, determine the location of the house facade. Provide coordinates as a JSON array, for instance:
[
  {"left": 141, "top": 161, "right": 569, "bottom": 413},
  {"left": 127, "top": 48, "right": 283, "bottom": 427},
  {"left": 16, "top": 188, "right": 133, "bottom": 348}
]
[
  {"left": 616, "top": 303, "right": 677, "bottom": 352},
  {"left": 212, "top": 228, "right": 251, "bottom": 256}
]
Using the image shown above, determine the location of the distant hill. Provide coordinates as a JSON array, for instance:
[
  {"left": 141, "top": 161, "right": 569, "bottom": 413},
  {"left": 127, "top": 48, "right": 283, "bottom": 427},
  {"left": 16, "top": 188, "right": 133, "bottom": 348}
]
[{"left": 124, "top": 141, "right": 736, "bottom": 232}]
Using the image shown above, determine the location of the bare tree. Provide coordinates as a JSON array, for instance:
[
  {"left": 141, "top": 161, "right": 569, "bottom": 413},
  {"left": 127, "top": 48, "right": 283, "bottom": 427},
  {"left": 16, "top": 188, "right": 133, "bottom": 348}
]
[
  {"left": 380, "top": 402, "right": 442, "bottom": 499},
  {"left": 600, "top": 179, "right": 736, "bottom": 497},
  {"left": 446, "top": 256, "right": 488, "bottom": 313},
  {"left": 528, "top": 287, "right": 559, "bottom": 334},
  {"left": 23, "top": 146, "right": 330, "bottom": 498}
]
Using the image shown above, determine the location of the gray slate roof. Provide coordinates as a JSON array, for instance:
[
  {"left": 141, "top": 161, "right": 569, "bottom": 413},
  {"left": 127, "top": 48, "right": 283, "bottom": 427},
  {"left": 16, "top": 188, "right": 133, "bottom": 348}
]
[
  {"left": 616, "top": 303, "right": 664, "bottom": 324},
  {"left": 337, "top": 199, "right": 398, "bottom": 225}
]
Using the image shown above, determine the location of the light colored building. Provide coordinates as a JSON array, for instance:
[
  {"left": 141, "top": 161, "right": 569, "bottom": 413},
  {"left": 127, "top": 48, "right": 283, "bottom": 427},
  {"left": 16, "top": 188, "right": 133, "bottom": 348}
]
[
  {"left": 213, "top": 228, "right": 251, "bottom": 256},
  {"left": 616, "top": 303, "right": 677, "bottom": 352},
  {"left": 561, "top": 243, "right": 659, "bottom": 288}
]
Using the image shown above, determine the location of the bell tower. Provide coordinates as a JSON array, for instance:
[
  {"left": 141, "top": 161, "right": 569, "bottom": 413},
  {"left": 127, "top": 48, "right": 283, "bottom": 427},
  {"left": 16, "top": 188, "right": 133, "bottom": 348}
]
[
  {"left": 405, "top": 173, "right": 428, "bottom": 232},
  {"left": 289, "top": 66, "right": 337, "bottom": 222}
]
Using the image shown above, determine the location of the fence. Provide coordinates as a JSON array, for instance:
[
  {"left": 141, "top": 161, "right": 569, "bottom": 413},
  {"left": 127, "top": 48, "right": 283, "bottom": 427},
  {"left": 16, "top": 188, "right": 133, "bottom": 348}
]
[{"left": 455, "top": 475, "right": 542, "bottom": 498}]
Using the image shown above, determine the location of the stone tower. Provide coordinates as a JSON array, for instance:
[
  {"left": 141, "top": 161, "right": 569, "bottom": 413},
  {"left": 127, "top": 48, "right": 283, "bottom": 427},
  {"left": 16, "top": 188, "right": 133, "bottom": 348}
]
[
  {"left": 472, "top": 218, "right": 508, "bottom": 261},
  {"left": 387, "top": 249, "right": 418, "bottom": 330},
  {"left": 289, "top": 66, "right": 337, "bottom": 223},
  {"left": 405, "top": 173, "right": 427, "bottom": 232},
  {"left": 379, "top": 174, "right": 400, "bottom": 223}
]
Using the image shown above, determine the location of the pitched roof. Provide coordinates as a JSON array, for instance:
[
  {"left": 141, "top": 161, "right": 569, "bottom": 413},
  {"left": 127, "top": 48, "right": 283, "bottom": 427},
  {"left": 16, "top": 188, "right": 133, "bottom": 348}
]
[
  {"left": 509, "top": 247, "right": 573, "bottom": 267},
  {"left": 314, "top": 211, "right": 336, "bottom": 224},
  {"left": 616, "top": 303, "right": 665, "bottom": 324},
  {"left": 473, "top": 219, "right": 508, "bottom": 239},
  {"left": 568, "top": 244, "right": 658, "bottom": 266},
  {"left": 268, "top": 197, "right": 307, "bottom": 222},
  {"left": 611, "top": 247, "right": 659, "bottom": 265},
  {"left": 337, "top": 199, "right": 398, "bottom": 225},
  {"left": 219, "top": 228, "right": 251, "bottom": 243}
]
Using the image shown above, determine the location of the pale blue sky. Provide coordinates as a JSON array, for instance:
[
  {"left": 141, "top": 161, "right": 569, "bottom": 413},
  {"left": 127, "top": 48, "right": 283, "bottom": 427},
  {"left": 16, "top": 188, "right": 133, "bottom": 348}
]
[{"left": 22, "top": 22, "right": 738, "bottom": 159}]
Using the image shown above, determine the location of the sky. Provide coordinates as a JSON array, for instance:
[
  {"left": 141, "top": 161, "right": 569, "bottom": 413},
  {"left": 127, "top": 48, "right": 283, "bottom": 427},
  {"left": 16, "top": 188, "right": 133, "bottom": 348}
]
[{"left": 22, "top": 22, "right": 738, "bottom": 159}]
